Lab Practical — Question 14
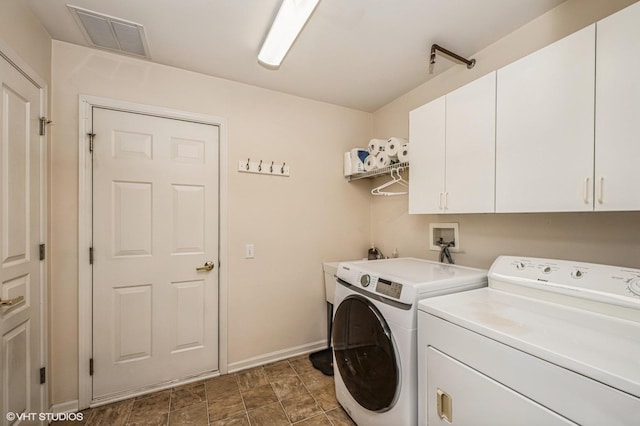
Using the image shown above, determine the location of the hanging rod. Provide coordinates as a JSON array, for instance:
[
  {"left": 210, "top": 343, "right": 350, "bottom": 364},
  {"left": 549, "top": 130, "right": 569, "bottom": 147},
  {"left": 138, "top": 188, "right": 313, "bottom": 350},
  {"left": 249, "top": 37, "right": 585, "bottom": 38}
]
[{"left": 430, "top": 44, "right": 476, "bottom": 69}]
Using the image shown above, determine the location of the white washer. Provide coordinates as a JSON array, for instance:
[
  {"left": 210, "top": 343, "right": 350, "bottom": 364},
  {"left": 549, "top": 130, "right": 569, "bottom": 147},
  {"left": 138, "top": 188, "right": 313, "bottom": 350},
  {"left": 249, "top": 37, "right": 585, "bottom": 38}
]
[
  {"left": 332, "top": 258, "right": 487, "bottom": 425},
  {"left": 418, "top": 256, "right": 640, "bottom": 426}
]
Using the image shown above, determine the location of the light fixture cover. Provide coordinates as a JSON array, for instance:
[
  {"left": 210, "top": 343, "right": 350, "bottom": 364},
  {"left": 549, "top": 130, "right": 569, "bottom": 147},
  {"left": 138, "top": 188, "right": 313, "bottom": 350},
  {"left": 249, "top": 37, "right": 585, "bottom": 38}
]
[
  {"left": 258, "top": 0, "right": 320, "bottom": 69},
  {"left": 68, "top": 5, "right": 151, "bottom": 59}
]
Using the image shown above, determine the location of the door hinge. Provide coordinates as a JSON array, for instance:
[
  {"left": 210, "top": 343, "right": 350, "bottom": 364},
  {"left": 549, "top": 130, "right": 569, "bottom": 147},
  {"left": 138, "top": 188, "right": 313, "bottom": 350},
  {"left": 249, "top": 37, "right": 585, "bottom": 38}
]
[
  {"left": 88, "top": 133, "right": 95, "bottom": 153},
  {"left": 89, "top": 247, "right": 94, "bottom": 264},
  {"left": 39, "top": 117, "right": 52, "bottom": 136},
  {"left": 89, "top": 358, "right": 94, "bottom": 376},
  {"left": 39, "top": 243, "right": 45, "bottom": 261},
  {"left": 40, "top": 367, "right": 46, "bottom": 384}
]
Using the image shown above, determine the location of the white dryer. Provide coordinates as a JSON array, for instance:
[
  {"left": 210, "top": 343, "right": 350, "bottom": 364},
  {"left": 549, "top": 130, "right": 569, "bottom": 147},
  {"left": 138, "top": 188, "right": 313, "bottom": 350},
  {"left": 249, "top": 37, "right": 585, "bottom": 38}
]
[
  {"left": 332, "top": 258, "right": 487, "bottom": 425},
  {"left": 418, "top": 256, "right": 640, "bottom": 426}
]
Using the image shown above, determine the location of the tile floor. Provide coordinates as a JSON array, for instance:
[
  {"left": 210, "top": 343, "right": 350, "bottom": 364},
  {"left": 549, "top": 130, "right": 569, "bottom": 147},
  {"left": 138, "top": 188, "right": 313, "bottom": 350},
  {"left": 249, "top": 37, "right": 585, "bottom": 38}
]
[{"left": 55, "top": 354, "right": 355, "bottom": 426}]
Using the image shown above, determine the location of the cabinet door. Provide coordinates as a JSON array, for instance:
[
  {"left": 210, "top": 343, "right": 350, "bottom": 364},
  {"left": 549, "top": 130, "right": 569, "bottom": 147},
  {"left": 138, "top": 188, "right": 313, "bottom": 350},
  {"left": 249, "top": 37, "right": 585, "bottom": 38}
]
[
  {"left": 445, "top": 72, "right": 496, "bottom": 213},
  {"left": 409, "top": 96, "right": 445, "bottom": 214},
  {"left": 595, "top": 2, "right": 640, "bottom": 211},
  {"left": 496, "top": 25, "right": 595, "bottom": 212},
  {"left": 426, "top": 347, "right": 577, "bottom": 426}
]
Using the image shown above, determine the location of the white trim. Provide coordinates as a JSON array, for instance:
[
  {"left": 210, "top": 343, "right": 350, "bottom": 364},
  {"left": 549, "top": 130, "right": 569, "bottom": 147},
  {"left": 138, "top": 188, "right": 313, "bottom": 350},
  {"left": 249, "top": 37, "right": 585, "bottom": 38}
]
[
  {"left": 90, "top": 370, "right": 220, "bottom": 408},
  {"left": 77, "top": 95, "right": 229, "bottom": 409},
  {"left": 228, "top": 340, "right": 328, "bottom": 373},
  {"left": 49, "top": 400, "right": 79, "bottom": 415},
  {"left": 0, "top": 38, "right": 49, "bottom": 415}
]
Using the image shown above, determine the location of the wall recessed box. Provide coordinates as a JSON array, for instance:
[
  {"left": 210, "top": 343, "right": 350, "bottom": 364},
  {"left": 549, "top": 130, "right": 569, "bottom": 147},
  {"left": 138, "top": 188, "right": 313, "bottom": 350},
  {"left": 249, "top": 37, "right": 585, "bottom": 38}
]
[{"left": 429, "top": 223, "right": 459, "bottom": 252}]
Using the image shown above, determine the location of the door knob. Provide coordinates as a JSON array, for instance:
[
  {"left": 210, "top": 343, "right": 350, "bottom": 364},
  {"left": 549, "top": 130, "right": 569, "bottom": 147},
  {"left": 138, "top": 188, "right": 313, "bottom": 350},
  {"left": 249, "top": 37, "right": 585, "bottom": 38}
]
[
  {"left": 196, "top": 261, "right": 215, "bottom": 272},
  {"left": 0, "top": 295, "right": 24, "bottom": 306}
]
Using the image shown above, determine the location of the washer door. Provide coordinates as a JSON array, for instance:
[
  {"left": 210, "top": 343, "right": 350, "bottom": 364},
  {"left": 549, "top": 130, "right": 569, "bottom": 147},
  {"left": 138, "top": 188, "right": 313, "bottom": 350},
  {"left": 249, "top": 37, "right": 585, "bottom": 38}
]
[{"left": 333, "top": 295, "right": 399, "bottom": 412}]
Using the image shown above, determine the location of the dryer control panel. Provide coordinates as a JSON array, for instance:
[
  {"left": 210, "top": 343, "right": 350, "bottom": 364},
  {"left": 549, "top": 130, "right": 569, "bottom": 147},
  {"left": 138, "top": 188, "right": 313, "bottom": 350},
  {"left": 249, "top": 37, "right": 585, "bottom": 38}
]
[{"left": 489, "top": 256, "right": 640, "bottom": 319}]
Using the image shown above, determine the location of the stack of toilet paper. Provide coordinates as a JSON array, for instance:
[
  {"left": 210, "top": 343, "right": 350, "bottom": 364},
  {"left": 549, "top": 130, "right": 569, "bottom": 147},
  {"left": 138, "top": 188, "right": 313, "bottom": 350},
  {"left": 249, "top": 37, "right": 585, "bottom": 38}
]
[{"left": 344, "top": 137, "right": 409, "bottom": 176}]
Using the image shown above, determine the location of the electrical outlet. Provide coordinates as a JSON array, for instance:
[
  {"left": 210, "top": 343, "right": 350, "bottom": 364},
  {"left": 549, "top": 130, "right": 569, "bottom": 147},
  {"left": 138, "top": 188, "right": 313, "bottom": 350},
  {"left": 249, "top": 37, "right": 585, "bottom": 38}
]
[{"left": 245, "top": 244, "right": 255, "bottom": 259}]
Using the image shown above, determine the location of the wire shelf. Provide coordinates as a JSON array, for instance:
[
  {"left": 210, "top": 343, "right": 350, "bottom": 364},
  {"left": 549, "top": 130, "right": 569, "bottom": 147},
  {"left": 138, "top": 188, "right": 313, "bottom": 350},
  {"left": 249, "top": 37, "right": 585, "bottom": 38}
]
[{"left": 347, "top": 161, "right": 409, "bottom": 182}]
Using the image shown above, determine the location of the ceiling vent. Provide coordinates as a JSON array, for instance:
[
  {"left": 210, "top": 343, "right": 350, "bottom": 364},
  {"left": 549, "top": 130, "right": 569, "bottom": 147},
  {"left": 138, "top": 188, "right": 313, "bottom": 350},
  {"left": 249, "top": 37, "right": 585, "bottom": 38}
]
[{"left": 67, "top": 5, "right": 151, "bottom": 59}]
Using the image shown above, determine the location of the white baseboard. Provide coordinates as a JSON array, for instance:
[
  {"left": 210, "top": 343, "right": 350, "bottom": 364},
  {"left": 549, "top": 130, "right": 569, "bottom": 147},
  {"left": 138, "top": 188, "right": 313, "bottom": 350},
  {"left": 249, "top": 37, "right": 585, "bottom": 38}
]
[
  {"left": 228, "top": 340, "right": 328, "bottom": 373},
  {"left": 50, "top": 400, "right": 79, "bottom": 414}
]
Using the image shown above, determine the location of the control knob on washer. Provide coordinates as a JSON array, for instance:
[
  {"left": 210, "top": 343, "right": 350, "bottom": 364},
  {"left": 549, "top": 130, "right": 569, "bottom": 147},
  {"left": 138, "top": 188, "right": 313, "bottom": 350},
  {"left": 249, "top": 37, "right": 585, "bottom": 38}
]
[
  {"left": 628, "top": 277, "right": 640, "bottom": 297},
  {"left": 360, "top": 274, "right": 371, "bottom": 287}
]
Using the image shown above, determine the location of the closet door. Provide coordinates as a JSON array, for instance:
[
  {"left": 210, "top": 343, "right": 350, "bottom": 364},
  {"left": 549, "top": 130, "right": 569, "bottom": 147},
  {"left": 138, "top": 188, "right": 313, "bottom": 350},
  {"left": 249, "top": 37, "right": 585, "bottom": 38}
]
[
  {"left": 409, "top": 96, "right": 445, "bottom": 214},
  {"left": 595, "top": 1, "right": 640, "bottom": 211},
  {"left": 495, "top": 25, "right": 595, "bottom": 213}
]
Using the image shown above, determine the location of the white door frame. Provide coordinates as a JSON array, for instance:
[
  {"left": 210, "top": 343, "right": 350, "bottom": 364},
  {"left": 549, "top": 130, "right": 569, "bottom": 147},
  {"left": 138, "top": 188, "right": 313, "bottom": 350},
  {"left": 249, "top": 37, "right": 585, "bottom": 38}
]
[
  {"left": 77, "top": 95, "right": 228, "bottom": 409},
  {"left": 0, "top": 39, "right": 49, "bottom": 414}
]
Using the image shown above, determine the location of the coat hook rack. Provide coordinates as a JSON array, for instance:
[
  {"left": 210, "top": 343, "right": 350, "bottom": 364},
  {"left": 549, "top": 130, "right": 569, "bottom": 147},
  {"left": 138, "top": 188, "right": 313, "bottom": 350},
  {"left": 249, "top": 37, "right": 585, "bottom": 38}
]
[
  {"left": 430, "top": 44, "right": 476, "bottom": 69},
  {"left": 238, "top": 158, "right": 290, "bottom": 177}
]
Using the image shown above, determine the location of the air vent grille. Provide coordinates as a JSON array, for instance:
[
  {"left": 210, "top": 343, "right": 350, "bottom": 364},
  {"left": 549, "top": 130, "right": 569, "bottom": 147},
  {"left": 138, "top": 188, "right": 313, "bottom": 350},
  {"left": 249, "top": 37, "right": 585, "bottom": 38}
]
[{"left": 68, "top": 5, "right": 150, "bottom": 59}]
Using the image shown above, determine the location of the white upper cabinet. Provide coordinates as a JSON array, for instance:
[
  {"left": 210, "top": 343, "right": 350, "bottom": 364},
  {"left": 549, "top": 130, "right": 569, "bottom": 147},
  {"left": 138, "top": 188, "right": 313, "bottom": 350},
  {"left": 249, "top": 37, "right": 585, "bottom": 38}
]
[
  {"left": 409, "top": 96, "right": 446, "bottom": 214},
  {"left": 495, "top": 25, "right": 596, "bottom": 213},
  {"left": 445, "top": 72, "right": 496, "bottom": 213},
  {"left": 409, "top": 72, "right": 496, "bottom": 214},
  {"left": 595, "top": 1, "right": 640, "bottom": 211}
]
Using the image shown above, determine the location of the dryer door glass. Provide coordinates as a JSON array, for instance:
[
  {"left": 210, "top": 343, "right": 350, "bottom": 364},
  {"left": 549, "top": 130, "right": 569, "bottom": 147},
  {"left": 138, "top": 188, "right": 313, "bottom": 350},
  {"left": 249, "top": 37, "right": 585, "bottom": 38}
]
[{"left": 332, "top": 295, "right": 399, "bottom": 412}]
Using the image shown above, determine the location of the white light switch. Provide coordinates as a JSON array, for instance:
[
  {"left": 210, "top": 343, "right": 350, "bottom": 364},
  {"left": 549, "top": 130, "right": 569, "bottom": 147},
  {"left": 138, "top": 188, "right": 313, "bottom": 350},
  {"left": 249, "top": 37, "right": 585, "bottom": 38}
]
[{"left": 245, "top": 244, "right": 255, "bottom": 259}]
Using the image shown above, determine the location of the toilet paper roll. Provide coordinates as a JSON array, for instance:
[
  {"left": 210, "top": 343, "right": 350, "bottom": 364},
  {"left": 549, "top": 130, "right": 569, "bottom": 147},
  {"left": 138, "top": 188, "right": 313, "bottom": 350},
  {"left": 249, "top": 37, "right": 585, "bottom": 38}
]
[
  {"left": 376, "top": 152, "right": 391, "bottom": 168},
  {"left": 398, "top": 143, "right": 410, "bottom": 163},
  {"left": 385, "top": 137, "right": 407, "bottom": 160},
  {"left": 343, "top": 152, "right": 352, "bottom": 176},
  {"left": 364, "top": 155, "right": 377, "bottom": 172},
  {"left": 368, "top": 138, "right": 386, "bottom": 154}
]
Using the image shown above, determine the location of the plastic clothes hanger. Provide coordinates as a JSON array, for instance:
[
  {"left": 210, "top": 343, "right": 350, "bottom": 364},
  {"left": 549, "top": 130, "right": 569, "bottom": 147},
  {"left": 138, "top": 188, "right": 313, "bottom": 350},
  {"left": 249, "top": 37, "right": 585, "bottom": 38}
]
[{"left": 371, "top": 168, "right": 408, "bottom": 196}]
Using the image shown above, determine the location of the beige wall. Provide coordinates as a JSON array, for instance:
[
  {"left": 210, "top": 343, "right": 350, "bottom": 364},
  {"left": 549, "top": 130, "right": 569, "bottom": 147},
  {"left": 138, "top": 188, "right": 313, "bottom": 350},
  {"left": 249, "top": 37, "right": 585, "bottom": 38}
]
[
  {"left": 0, "top": 0, "right": 51, "bottom": 83},
  {"left": 370, "top": 0, "right": 640, "bottom": 270},
  {"left": 50, "top": 41, "right": 372, "bottom": 404}
]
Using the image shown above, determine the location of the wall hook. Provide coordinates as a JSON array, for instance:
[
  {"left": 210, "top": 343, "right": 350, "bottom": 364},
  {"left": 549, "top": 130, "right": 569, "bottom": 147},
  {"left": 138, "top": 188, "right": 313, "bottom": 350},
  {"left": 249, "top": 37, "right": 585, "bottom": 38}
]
[
  {"left": 246, "top": 158, "right": 250, "bottom": 170},
  {"left": 281, "top": 162, "right": 286, "bottom": 174},
  {"left": 258, "top": 160, "right": 263, "bottom": 171},
  {"left": 270, "top": 161, "right": 274, "bottom": 173}
]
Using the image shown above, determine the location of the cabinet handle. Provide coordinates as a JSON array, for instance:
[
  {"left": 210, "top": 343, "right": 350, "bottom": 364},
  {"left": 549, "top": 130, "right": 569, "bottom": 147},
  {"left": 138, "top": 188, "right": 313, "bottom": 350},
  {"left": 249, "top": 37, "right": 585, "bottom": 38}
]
[
  {"left": 583, "top": 177, "right": 590, "bottom": 204},
  {"left": 444, "top": 192, "right": 449, "bottom": 210},
  {"left": 598, "top": 177, "right": 604, "bottom": 204},
  {"left": 439, "top": 192, "right": 443, "bottom": 210},
  {"left": 437, "top": 388, "right": 453, "bottom": 422}
]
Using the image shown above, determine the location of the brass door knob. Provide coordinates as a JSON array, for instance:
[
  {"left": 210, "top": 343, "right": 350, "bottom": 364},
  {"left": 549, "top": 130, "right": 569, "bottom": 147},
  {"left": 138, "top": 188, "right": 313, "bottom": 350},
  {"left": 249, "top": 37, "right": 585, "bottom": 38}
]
[{"left": 196, "top": 261, "right": 215, "bottom": 272}]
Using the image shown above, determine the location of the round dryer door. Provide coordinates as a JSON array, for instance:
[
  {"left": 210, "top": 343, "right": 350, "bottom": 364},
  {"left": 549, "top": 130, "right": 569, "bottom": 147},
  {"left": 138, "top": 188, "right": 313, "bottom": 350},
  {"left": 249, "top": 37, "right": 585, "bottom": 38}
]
[{"left": 332, "top": 295, "right": 399, "bottom": 412}]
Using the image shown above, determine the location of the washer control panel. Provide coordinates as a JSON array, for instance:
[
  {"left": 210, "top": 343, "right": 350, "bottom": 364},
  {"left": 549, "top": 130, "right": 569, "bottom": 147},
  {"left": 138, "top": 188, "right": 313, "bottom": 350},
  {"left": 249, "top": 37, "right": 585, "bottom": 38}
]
[
  {"left": 350, "top": 273, "right": 403, "bottom": 300},
  {"left": 489, "top": 256, "right": 640, "bottom": 310},
  {"left": 375, "top": 278, "right": 403, "bottom": 299}
]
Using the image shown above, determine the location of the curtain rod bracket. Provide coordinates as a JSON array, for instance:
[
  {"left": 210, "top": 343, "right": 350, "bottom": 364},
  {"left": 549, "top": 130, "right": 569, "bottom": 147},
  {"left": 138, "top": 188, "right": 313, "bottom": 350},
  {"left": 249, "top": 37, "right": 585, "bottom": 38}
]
[{"left": 430, "top": 44, "right": 476, "bottom": 69}]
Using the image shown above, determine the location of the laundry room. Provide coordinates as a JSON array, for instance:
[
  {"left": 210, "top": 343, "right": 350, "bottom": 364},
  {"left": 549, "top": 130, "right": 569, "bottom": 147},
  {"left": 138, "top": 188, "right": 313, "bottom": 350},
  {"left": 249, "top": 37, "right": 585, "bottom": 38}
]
[{"left": 1, "top": 0, "right": 639, "bottom": 425}]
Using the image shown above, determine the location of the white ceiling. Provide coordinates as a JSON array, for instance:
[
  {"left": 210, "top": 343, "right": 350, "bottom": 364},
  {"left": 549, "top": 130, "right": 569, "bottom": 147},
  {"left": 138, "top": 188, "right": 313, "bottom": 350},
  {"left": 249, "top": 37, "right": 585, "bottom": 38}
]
[{"left": 27, "top": 0, "right": 566, "bottom": 112}]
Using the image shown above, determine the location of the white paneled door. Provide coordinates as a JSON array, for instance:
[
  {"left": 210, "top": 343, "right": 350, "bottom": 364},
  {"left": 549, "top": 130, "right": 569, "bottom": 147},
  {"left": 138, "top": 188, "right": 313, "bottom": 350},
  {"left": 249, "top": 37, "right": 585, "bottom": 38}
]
[
  {"left": 0, "top": 57, "right": 45, "bottom": 422},
  {"left": 92, "top": 108, "right": 219, "bottom": 399}
]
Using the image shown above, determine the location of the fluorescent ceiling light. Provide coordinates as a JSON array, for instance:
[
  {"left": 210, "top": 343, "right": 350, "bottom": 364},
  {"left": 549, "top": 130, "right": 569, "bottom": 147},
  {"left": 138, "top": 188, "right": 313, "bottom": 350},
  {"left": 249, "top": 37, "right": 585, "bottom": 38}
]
[
  {"left": 258, "top": 0, "right": 320, "bottom": 69},
  {"left": 67, "top": 5, "right": 151, "bottom": 59}
]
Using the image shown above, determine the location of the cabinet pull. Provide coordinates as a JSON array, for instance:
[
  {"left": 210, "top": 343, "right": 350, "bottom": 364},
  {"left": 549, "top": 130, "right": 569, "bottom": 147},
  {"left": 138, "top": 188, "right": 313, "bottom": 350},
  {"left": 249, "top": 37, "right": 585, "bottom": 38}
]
[
  {"left": 439, "top": 192, "right": 443, "bottom": 210},
  {"left": 437, "top": 388, "right": 453, "bottom": 422},
  {"left": 598, "top": 177, "right": 604, "bottom": 204},
  {"left": 583, "top": 177, "right": 590, "bottom": 204},
  {"left": 444, "top": 192, "right": 449, "bottom": 210}
]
